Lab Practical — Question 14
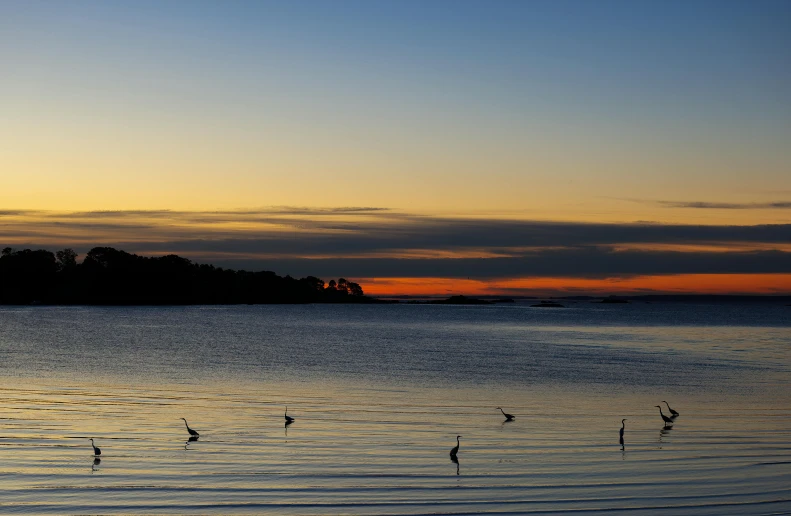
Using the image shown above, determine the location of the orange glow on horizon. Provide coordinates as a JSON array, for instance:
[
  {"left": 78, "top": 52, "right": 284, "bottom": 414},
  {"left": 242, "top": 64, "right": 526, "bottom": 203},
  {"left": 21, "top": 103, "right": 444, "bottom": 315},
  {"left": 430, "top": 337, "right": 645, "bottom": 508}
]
[{"left": 359, "top": 274, "right": 791, "bottom": 297}]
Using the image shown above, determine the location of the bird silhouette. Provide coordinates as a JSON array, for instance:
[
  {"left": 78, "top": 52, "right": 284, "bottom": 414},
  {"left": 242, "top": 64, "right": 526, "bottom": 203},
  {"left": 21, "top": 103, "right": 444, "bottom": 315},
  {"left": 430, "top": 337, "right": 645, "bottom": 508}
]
[
  {"left": 496, "top": 407, "right": 515, "bottom": 421},
  {"left": 655, "top": 405, "right": 674, "bottom": 426},
  {"left": 285, "top": 406, "right": 294, "bottom": 424},
  {"left": 180, "top": 418, "right": 200, "bottom": 437},
  {"left": 89, "top": 438, "right": 101, "bottom": 456},
  {"left": 450, "top": 435, "right": 461, "bottom": 458},
  {"left": 662, "top": 401, "right": 679, "bottom": 417},
  {"left": 619, "top": 419, "right": 627, "bottom": 443}
]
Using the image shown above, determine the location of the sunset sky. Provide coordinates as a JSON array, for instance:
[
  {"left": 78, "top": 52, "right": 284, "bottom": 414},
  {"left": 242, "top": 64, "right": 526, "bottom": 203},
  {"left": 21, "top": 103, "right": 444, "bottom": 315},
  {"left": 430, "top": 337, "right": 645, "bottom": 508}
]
[{"left": 2, "top": 1, "right": 790, "bottom": 295}]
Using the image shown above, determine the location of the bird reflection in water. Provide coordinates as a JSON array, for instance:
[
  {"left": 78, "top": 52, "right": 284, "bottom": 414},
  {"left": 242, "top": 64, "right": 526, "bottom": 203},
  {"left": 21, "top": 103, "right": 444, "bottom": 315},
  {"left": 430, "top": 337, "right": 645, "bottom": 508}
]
[
  {"left": 658, "top": 425, "right": 672, "bottom": 449},
  {"left": 91, "top": 457, "right": 101, "bottom": 472},
  {"left": 184, "top": 435, "right": 199, "bottom": 450},
  {"left": 450, "top": 454, "right": 460, "bottom": 475}
]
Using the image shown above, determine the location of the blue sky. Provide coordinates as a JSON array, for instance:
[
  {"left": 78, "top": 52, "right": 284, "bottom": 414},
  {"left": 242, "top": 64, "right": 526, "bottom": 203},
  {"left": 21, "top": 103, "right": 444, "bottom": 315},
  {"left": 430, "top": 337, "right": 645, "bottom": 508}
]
[{"left": 2, "top": 0, "right": 790, "bottom": 293}]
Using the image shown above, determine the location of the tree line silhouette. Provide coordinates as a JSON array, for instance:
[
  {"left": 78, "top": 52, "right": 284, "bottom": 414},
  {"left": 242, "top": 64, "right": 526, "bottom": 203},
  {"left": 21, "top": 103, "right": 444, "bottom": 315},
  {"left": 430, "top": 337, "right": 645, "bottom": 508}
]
[{"left": 0, "top": 247, "right": 371, "bottom": 305}]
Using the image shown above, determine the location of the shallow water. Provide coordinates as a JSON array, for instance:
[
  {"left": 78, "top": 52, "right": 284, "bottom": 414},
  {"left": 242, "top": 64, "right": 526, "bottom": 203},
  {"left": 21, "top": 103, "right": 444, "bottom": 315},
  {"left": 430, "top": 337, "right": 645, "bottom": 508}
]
[{"left": 0, "top": 303, "right": 789, "bottom": 514}]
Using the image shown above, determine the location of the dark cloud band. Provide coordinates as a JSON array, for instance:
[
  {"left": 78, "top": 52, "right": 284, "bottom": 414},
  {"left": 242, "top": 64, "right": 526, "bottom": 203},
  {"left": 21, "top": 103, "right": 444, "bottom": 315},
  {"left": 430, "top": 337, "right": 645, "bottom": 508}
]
[
  {"left": 2, "top": 208, "right": 789, "bottom": 279},
  {"left": 657, "top": 200, "right": 791, "bottom": 209}
]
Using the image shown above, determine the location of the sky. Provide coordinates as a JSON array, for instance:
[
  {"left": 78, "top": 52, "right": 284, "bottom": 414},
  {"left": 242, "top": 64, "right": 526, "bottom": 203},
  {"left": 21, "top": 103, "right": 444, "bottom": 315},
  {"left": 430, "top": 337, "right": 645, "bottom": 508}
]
[{"left": 2, "top": 0, "right": 790, "bottom": 295}]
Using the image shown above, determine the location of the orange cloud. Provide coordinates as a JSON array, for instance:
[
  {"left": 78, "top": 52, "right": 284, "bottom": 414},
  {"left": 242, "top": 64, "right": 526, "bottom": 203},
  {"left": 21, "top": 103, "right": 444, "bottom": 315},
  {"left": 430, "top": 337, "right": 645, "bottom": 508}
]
[{"left": 359, "top": 274, "right": 791, "bottom": 297}]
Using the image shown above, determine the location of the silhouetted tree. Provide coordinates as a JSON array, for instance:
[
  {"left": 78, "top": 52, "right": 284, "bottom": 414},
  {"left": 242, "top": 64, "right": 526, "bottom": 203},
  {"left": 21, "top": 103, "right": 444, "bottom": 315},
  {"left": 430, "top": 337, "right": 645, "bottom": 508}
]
[
  {"left": 0, "top": 248, "right": 57, "bottom": 303},
  {"left": 0, "top": 246, "right": 376, "bottom": 305},
  {"left": 301, "top": 276, "right": 325, "bottom": 292},
  {"left": 56, "top": 248, "right": 78, "bottom": 270},
  {"left": 348, "top": 281, "right": 364, "bottom": 296}
]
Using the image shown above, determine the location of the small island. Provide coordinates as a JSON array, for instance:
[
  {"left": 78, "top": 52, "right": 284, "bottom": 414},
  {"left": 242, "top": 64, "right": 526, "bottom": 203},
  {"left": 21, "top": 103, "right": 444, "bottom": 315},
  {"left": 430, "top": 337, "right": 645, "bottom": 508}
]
[
  {"left": 427, "top": 295, "right": 515, "bottom": 305},
  {"left": 531, "top": 301, "right": 565, "bottom": 308},
  {"left": 597, "top": 295, "right": 629, "bottom": 304}
]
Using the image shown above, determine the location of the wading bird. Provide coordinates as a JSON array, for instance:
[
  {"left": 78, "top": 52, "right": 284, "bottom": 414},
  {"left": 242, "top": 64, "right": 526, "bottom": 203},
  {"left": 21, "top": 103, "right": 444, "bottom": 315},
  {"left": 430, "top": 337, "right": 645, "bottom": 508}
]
[
  {"left": 619, "top": 419, "right": 627, "bottom": 444},
  {"left": 662, "top": 401, "right": 679, "bottom": 417},
  {"left": 450, "top": 435, "right": 461, "bottom": 458},
  {"left": 497, "top": 407, "right": 515, "bottom": 421},
  {"left": 89, "top": 438, "right": 101, "bottom": 456},
  {"left": 180, "top": 418, "right": 200, "bottom": 437},
  {"left": 655, "top": 406, "right": 674, "bottom": 426},
  {"left": 285, "top": 407, "right": 294, "bottom": 424}
]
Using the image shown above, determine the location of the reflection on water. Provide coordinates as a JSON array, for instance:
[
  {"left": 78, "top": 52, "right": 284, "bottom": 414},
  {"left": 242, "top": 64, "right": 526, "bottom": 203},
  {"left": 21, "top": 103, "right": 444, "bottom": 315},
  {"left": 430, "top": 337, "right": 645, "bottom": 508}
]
[
  {"left": 450, "top": 454, "right": 460, "bottom": 475},
  {"left": 0, "top": 304, "right": 789, "bottom": 514},
  {"left": 1, "top": 378, "right": 787, "bottom": 514}
]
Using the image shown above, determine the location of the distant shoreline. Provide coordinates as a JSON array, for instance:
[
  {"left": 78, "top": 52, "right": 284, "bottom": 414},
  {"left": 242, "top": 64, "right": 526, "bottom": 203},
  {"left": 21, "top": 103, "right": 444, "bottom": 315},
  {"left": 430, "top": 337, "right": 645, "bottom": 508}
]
[
  {"left": 0, "top": 246, "right": 381, "bottom": 306},
  {"left": 380, "top": 294, "right": 791, "bottom": 304},
  {"left": 9, "top": 294, "right": 791, "bottom": 307},
  {"left": 3, "top": 246, "right": 789, "bottom": 306}
]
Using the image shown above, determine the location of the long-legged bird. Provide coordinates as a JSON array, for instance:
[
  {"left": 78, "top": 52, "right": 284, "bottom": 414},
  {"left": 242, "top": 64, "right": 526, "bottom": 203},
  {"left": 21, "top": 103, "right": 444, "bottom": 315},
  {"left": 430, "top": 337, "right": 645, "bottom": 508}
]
[
  {"left": 450, "top": 435, "right": 461, "bottom": 458},
  {"left": 285, "top": 406, "right": 294, "bottom": 424},
  {"left": 497, "top": 407, "right": 515, "bottom": 421},
  {"left": 662, "top": 401, "right": 679, "bottom": 417},
  {"left": 180, "top": 418, "right": 200, "bottom": 437},
  {"left": 89, "top": 438, "right": 101, "bottom": 456},
  {"left": 655, "top": 405, "right": 674, "bottom": 425},
  {"left": 619, "top": 419, "right": 627, "bottom": 444}
]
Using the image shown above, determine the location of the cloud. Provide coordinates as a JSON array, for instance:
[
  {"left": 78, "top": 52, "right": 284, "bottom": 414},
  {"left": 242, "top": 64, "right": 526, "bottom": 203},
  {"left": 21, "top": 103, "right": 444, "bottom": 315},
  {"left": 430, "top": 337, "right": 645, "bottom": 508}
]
[
  {"left": 0, "top": 210, "right": 39, "bottom": 217},
  {"left": 48, "top": 206, "right": 391, "bottom": 219},
  {"left": 650, "top": 200, "right": 791, "bottom": 209},
  {"left": 195, "top": 248, "right": 791, "bottom": 279},
  {"left": 2, "top": 208, "right": 790, "bottom": 280}
]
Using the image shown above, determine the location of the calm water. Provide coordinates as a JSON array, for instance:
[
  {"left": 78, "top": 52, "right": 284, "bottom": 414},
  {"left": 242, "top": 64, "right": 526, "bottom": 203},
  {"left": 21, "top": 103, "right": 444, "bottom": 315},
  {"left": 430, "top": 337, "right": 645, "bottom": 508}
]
[{"left": 0, "top": 302, "right": 789, "bottom": 515}]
